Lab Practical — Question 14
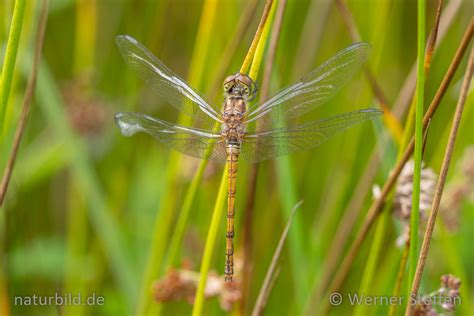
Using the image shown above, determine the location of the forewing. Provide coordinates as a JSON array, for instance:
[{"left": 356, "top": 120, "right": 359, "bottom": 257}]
[
  {"left": 241, "top": 109, "right": 382, "bottom": 163},
  {"left": 246, "top": 43, "right": 371, "bottom": 124},
  {"left": 115, "top": 112, "right": 227, "bottom": 162},
  {"left": 116, "top": 35, "right": 221, "bottom": 126}
]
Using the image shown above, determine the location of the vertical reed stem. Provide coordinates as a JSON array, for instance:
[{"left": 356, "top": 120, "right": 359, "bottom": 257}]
[
  {"left": 407, "top": 0, "right": 426, "bottom": 293},
  {"left": 0, "top": 0, "right": 26, "bottom": 133}
]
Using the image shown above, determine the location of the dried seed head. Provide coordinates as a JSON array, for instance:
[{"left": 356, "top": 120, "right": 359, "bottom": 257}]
[
  {"left": 414, "top": 299, "right": 438, "bottom": 316},
  {"left": 62, "top": 76, "right": 109, "bottom": 137},
  {"left": 152, "top": 267, "right": 241, "bottom": 311},
  {"left": 415, "top": 274, "right": 462, "bottom": 315},
  {"left": 440, "top": 274, "right": 461, "bottom": 290},
  {"left": 392, "top": 160, "right": 437, "bottom": 246},
  {"left": 393, "top": 159, "right": 437, "bottom": 221},
  {"left": 152, "top": 269, "right": 197, "bottom": 303}
]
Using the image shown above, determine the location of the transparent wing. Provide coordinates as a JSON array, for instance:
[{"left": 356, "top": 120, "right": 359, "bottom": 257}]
[
  {"left": 116, "top": 35, "right": 221, "bottom": 126},
  {"left": 246, "top": 43, "right": 371, "bottom": 124},
  {"left": 241, "top": 109, "right": 382, "bottom": 163},
  {"left": 115, "top": 112, "right": 227, "bottom": 162}
]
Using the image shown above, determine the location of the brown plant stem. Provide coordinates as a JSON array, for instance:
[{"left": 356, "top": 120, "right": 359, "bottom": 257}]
[
  {"left": 322, "top": 19, "right": 473, "bottom": 314},
  {"left": 393, "top": 0, "right": 462, "bottom": 118},
  {"left": 309, "top": 0, "right": 446, "bottom": 307},
  {"left": 0, "top": 0, "right": 49, "bottom": 206},
  {"left": 405, "top": 47, "right": 474, "bottom": 316},
  {"left": 424, "top": 0, "right": 443, "bottom": 73},
  {"left": 241, "top": 0, "right": 286, "bottom": 312},
  {"left": 399, "top": 0, "right": 443, "bottom": 153}
]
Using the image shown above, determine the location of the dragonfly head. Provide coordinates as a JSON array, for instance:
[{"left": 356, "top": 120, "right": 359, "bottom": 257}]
[{"left": 223, "top": 73, "right": 257, "bottom": 100}]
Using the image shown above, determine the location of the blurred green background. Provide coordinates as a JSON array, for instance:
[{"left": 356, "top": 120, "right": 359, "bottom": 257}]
[{"left": 0, "top": 0, "right": 473, "bottom": 315}]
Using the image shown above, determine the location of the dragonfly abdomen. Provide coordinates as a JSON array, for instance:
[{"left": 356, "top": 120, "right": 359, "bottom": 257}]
[{"left": 225, "top": 144, "right": 240, "bottom": 282}]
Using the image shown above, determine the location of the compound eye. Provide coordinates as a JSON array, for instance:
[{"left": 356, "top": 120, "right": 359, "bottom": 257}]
[
  {"left": 238, "top": 75, "right": 253, "bottom": 87},
  {"left": 224, "top": 83, "right": 232, "bottom": 91},
  {"left": 244, "top": 87, "right": 250, "bottom": 95}
]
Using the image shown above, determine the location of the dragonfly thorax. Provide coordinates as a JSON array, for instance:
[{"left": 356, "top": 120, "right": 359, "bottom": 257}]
[
  {"left": 221, "top": 86, "right": 248, "bottom": 144},
  {"left": 221, "top": 122, "right": 245, "bottom": 145}
]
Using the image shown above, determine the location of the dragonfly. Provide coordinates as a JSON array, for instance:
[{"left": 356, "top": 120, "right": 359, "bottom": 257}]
[{"left": 114, "top": 35, "right": 382, "bottom": 282}]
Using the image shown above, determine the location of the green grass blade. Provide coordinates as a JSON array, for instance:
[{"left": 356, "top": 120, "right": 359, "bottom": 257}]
[
  {"left": 0, "top": 0, "right": 26, "bottom": 133},
  {"left": 192, "top": 1, "right": 275, "bottom": 313},
  {"left": 192, "top": 167, "right": 228, "bottom": 316},
  {"left": 408, "top": 0, "right": 426, "bottom": 294}
]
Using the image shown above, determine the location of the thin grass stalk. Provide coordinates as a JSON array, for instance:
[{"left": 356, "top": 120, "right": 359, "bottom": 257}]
[
  {"left": 405, "top": 47, "right": 474, "bottom": 316},
  {"left": 0, "top": 0, "right": 26, "bottom": 133},
  {"left": 240, "top": 0, "right": 273, "bottom": 74},
  {"left": 334, "top": 2, "right": 401, "bottom": 312},
  {"left": 272, "top": 5, "right": 309, "bottom": 310},
  {"left": 275, "top": 158, "right": 307, "bottom": 309},
  {"left": 356, "top": 2, "right": 443, "bottom": 313},
  {"left": 424, "top": 0, "right": 443, "bottom": 73},
  {"left": 165, "top": 0, "right": 260, "bottom": 297},
  {"left": 135, "top": 1, "right": 220, "bottom": 314},
  {"left": 388, "top": 245, "right": 410, "bottom": 316},
  {"left": 252, "top": 200, "right": 302, "bottom": 316},
  {"left": 393, "top": 0, "right": 462, "bottom": 118},
  {"left": 241, "top": 0, "right": 286, "bottom": 312},
  {"left": 399, "top": 0, "right": 443, "bottom": 155},
  {"left": 192, "top": 2, "right": 276, "bottom": 312},
  {"left": 407, "top": 0, "right": 426, "bottom": 292},
  {"left": 248, "top": 1, "right": 276, "bottom": 81},
  {"left": 0, "top": 0, "right": 48, "bottom": 206},
  {"left": 322, "top": 20, "right": 473, "bottom": 314},
  {"left": 388, "top": 3, "right": 443, "bottom": 309},
  {"left": 308, "top": 0, "right": 430, "bottom": 307},
  {"left": 307, "top": 1, "right": 443, "bottom": 301},
  {"left": 162, "top": 0, "right": 262, "bottom": 284},
  {"left": 386, "top": 123, "right": 431, "bottom": 314},
  {"left": 192, "top": 168, "right": 228, "bottom": 316}
]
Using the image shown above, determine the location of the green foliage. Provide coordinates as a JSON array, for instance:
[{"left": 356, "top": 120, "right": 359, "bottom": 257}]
[{"left": 1, "top": 1, "right": 472, "bottom": 315}]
